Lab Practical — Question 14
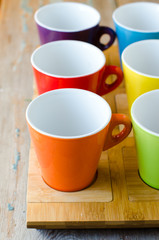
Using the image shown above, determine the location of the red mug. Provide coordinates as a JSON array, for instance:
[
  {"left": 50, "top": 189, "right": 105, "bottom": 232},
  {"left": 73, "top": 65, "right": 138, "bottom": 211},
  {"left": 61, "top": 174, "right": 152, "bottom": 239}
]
[{"left": 31, "top": 40, "right": 123, "bottom": 95}]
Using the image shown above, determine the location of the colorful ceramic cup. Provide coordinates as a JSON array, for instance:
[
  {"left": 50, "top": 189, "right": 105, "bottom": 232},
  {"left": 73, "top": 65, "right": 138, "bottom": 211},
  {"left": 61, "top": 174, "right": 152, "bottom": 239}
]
[
  {"left": 122, "top": 39, "right": 159, "bottom": 110},
  {"left": 113, "top": 2, "right": 159, "bottom": 63},
  {"left": 131, "top": 90, "right": 159, "bottom": 189},
  {"left": 31, "top": 40, "right": 123, "bottom": 95},
  {"left": 26, "top": 88, "right": 132, "bottom": 192},
  {"left": 34, "top": 2, "right": 116, "bottom": 50}
]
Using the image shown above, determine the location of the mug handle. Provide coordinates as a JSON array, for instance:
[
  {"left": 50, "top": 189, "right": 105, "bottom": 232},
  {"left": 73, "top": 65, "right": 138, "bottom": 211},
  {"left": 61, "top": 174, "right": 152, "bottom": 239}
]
[
  {"left": 103, "top": 114, "right": 132, "bottom": 150},
  {"left": 94, "top": 26, "right": 116, "bottom": 51},
  {"left": 97, "top": 65, "right": 123, "bottom": 96}
]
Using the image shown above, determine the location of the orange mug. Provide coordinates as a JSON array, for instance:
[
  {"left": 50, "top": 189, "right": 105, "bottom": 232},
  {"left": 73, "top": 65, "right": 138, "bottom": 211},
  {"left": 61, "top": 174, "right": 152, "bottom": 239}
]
[{"left": 26, "top": 89, "right": 132, "bottom": 192}]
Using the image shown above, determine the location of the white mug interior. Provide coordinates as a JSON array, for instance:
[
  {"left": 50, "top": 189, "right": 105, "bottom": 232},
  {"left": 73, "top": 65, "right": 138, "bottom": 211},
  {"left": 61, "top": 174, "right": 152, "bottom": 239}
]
[
  {"left": 122, "top": 40, "right": 159, "bottom": 77},
  {"left": 35, "top": 2, "right": 100, "bottom": 32},
  {"left": 113, "top": 2, "right": 159, "bottom": 32},
  {"left": 131, "top": 90, "right": 159, "bottom": 136},
  {"left": 26, "top": 89, "right": 111, "bottom": 138},
  {"left": 31, "top": 40, "right": 105, "bottom": 77}
]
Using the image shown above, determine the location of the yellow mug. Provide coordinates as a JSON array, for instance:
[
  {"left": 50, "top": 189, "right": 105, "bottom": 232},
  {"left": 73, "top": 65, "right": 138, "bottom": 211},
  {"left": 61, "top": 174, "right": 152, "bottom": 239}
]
[{"left": 122, "top": 40, "right": 159, "bottom": 111}]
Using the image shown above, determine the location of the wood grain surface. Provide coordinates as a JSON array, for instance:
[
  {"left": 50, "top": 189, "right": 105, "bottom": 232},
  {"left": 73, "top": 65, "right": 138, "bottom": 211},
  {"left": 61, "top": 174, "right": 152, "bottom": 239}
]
[{"left": 1, "top": 0, "right": 159, "bottom": 239}]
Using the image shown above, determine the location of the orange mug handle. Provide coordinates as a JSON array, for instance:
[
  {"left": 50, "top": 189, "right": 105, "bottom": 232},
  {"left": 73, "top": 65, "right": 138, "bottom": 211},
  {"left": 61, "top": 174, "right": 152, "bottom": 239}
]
[
  {"left": 98, "top": 65, "right": 123, "bottom": 96},
  {"left": 104, "top": 113, "right": 132, "bottom": 150}
]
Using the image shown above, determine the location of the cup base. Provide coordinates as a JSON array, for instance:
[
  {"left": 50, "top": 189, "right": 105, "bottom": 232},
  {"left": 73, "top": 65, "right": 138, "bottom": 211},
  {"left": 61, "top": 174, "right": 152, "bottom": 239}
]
[
  {"left": 138, "top": 170, "right": 159, "bottom": 190},
  {"left": 41, "top": 171, "right": 98, "bottom": 192}
]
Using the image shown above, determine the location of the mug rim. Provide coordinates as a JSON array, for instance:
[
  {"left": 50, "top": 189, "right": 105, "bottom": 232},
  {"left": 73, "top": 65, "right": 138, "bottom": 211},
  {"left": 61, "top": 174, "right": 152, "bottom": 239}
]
[
  {"left": 131, "top": 89, "right": 159, "bottom": 137},
  {"left": 121, "top": 39, "right": 159, "bottom": 79},
  {"left": 112, "top": 2, "right": 159, "bottom": 33},
  {"left": 31, "top": 40, "right": 106, "bottom": 78},
  {"left": 34, "top": 2, "right": 101, "bottom": 32},
  {"left": 26, "top": 88, "right": 112, "bottom": 139}
]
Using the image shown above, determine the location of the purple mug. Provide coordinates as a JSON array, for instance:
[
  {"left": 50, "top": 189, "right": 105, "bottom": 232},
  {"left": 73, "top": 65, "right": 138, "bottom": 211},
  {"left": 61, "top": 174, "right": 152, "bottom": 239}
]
[{"left": 34, "top": 2, "right": 116, "bottom": 51}]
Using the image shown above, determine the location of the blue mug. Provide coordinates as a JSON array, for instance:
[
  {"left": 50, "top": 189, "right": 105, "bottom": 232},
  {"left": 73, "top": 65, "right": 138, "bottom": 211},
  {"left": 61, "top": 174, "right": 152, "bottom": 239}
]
[{"left": 112, "top": 2, "right": 159, "bottom": 65}]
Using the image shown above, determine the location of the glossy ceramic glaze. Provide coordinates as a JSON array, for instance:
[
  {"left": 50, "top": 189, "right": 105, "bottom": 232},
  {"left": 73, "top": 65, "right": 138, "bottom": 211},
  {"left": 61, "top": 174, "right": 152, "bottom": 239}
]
[
  {"left": 122, "top": 40, "right": 159, "bottom": 110},
  {"left": 35, "top": 2, "right": 116, "bottom": 50},
  {"left": 26, "top": 89, "right": 132, "bottom": 191},
  {"left": 131, "top": 90, "right": 159, "bottom": 189},
  {"left": 113, "top": 2, "right": 159, "bottom": 63},
  {"left": 31, "top": 40, "right": 123, "bottom": 95}
]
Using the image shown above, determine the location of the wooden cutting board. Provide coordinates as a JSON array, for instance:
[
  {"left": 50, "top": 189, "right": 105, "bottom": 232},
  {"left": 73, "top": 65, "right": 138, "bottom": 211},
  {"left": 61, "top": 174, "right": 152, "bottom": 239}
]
[{"left": 27, "top": 46, "right": 159, "bottom": 229}]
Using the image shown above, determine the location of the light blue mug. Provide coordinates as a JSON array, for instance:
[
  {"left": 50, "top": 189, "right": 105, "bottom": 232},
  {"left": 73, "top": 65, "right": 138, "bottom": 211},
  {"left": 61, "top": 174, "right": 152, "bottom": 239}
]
[{"left": 112, "top": 2, "right": 159, "bottom": 65}]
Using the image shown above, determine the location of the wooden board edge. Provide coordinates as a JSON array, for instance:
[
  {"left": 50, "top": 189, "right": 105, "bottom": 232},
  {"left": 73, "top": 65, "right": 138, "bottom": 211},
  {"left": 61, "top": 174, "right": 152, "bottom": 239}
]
[{"left": 27, "top": 220, "right": 159, "bottom": 229}]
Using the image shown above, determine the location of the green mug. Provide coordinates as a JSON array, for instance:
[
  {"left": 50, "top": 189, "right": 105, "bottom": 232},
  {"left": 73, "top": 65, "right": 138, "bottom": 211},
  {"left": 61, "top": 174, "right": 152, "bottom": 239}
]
[{"left": 131, "top": 90, "right": 159, "bottom": 189}]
